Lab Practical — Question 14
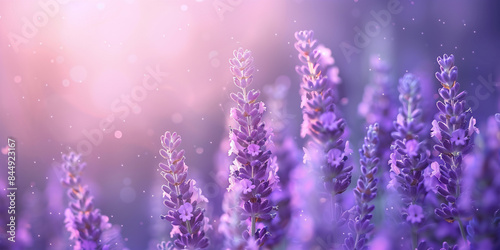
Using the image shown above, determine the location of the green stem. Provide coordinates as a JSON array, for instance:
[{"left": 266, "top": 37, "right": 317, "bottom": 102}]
[
  {"left": 457, "top": 218, "right": 468, "bottom": 245},
  {"left": 354, "top": 233, "right": 360, "bottom": 249},
  {"left": 251, "top": 215, "right": 256, "bottom": 236}
]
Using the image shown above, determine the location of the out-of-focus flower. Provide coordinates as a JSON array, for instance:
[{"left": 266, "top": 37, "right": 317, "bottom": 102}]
[
  {"left": 344, "top": 124, "right": 380, "bottom": 250},
  {"left": 465, "top": 114, "right": 500, "bottom": 249},
  {"left": 389, "top": 73, "right": 429, "bottom": 248},
  {"left": 430, "top": 161, "right": 440, "bottom": 179},
  {"left": 327, "top": 148, "right": 343, "bottom": 166},
  {"left": 431, "top": 120, "right": 442, "bottom": 141},
  {"left": 320, "top": 112, "right": 337, "bottom": 131},
  {"left": 358, "top": 56, "right": 398, "bottom": 169},
  {"left": 440, "top": 241, "right": 459, "bottom": 250},
  {"left": 240, "top": 179, "right": 256, "bottom": 195},
  {"left": 451, "top": 129, "right": 466, "bottom": 146},
  {"left": 247, "top": 144, "right": 261, "bottom": 157},
  {"left": 407, "top": 204, "right": 424, "bottom": 224},
  {"left": 405, "top": 139, "right": 419, "bottom": 157},
  {"left": 294, "top": 29, "right": 352, "bottom": 197},
  {"left": 178, "top": 203, "right": 194, "bottom": 222},
  {"left": 60, "top": 152, "right": 116, "bottom": 250}
]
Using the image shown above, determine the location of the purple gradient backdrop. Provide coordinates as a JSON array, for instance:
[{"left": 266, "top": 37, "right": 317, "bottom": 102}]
[{"left": 0, "top": 0, "right": 499, "bottom": 249}]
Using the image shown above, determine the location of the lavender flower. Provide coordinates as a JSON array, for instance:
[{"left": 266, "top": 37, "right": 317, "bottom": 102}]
[
  {"left": 344, "top": 124, "right": 379, "bottom": 250},
  {"left": 358, "top": 57, "right": 398, "bottom": 168},
  {"left": 465, "top": 115, "right": 500, "bottom": 249},
  {"left": 406, "top": 204, "right": 424, "bottom": 224},
  {"left": 294, "top": 30, "right": 352, "bottom": 197},
  {"left": 390, "top": 73, "right": 428, "bottom": 197},
  {"left": 432, "top": 54, "right": 478, "bottom": 243},
  {"left": 219, "top": 187, "right": 247, "bottom": 249},
  {"left": 440, "top": 241, "right": 459, "bottom": 250},
  {"left": 385, "top": 73, "right": 431, "bottom": 249},
  {"left": 224, "top": 48, "right": 278, "bottom": 246},
  {"left": 60, "top": 152, "right": 112, "bottom": 250},
  {"left": 262, "top": 79, "right": 295, "bottom": 248},
  {"left": 157, "top": 131, "right": 209, "bottom": 249}
]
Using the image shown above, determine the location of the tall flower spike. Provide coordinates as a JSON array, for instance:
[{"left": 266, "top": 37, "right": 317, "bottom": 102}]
[
  {"left": 225, "top": 48, "right": 278, "bottom": 247},
  {"left": 388, "top": 73, "right": 429, "bottom": 249},
  {"left": 157, "top": 131, "right": 210, "bottom": 249},
  {"left": 60, "top": 152, "right": 113, "bottom": 250},
  {"left": 344, "top": 124, "right": 379, "bottom": 250},
  {"left": 358, "top": 57, "right": 398, "bottom": 171},
  {"left": 294, "top": 30, "right": 353, "bottom": 196},
  {"left": 465, "top": 115, "right": 500, "bottom": 249},
  {"left": 432, "top": 54, "right": 478, "bottom": 244},
  {"left": 262, "top": 80, "right": 301, "bottom": 248}
]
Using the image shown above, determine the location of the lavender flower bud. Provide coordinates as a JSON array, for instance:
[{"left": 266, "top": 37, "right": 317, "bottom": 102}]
[
  {"left": 386, "top": 73, "right": 431, "bottom": 249},
  {"left": 60, "top": 152, "right": 113, "bottom": 250},
  {"left": 344, "top": 124, "right": 380, "bottom": 250},
  {"left": 224, "top": 48, "right": 278, "bottom": 246},
  {"left": 358, "top": 57, "right": 398, "bottom": 169},
  {"left": 432, "top": 54, "right": 478, "bottom": 244},
  {"left": 294, "top": 29, "right": 352, "bottom": 196},
  {"left": 158, "top": 131, "right": 209, "bottom": 249},
  {"left": 465, "top": 114, "right": 500, "bottom": 249},
  {"left": 389, "top": 74, "right": 428, "bottom": 205}
]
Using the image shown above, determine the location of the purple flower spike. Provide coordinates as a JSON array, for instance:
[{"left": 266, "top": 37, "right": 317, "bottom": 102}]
[
  {"left": 465, "top": 114, "right": 500, "bottom": 249},
  {"left": 224, "top": 48, "right": 278, "bottom": 247},
  {"left": 432, "top": 54, "right": 478, "bottom": 244},
  {"left": 344, "top": 124, "right": 380, "bottom": 250},
  {"left": 294, "top": 30, "right": 352, "bottom": 197},
  {"left": 435, "top": 54, "right": 458, "bottom": 89},
  {"left": 358, "top": 57, "right": 398, "bottom": 170},
  {"left": 157, "top": 131, "right": 210, "bottom": 249},
  {"left": 389, "top": 73, "right": 430, "bottom": 249},
  {"left": 60, "top": 152, "right": 113, "bottom": 250}
]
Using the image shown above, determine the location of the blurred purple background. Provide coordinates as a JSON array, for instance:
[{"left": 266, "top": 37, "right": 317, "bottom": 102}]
[{"left": 0, "top": 0, "right": 499, "bottom": 249}]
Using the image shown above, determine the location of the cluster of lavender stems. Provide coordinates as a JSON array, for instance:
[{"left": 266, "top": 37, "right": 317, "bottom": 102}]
[
  {"left": 60, "top": 152, "right": 113, "bottom": 250},
  {"left": 388, "top": 73, "right": 429, "bottom": 249},
  {"left": 45, "top": 31, "right": 500, "bottom": 249},
  {"left": 157, "top": 131, "right": 209, "bottom": 249},
  {"left": 432, "top": 54, "right": 478, "bottom": 244},
  {"left": 294, "top": 30, "right": 352, "bottom": 198},
  {"left": 344, "top": 123, "right": 379, "bottom": 250},
  {"left": 224, "top": 48, "right": 278, "bottom": 247},
  {"left": 465, "top": 114, "right": 500, "bottom": 249}
]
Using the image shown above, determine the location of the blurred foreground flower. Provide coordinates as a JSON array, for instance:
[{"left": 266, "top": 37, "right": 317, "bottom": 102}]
[{"left": 60, "top": 152, "right": 126, "bottom": 250}]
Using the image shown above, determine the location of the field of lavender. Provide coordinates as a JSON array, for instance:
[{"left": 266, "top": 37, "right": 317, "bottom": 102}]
[{"left": 1, "top": 1, "right": 499, "bottom": 250}]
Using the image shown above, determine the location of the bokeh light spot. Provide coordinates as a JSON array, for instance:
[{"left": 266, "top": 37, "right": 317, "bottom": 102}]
[
  {"left": 120, "top": 187, "right": 136, "bottom": 203},
  {"left": 70, "top": 66, "right": 87, "bottom": 83},
  {"left": 62, "top": 79, "right": 70, "bottom": 87}
]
